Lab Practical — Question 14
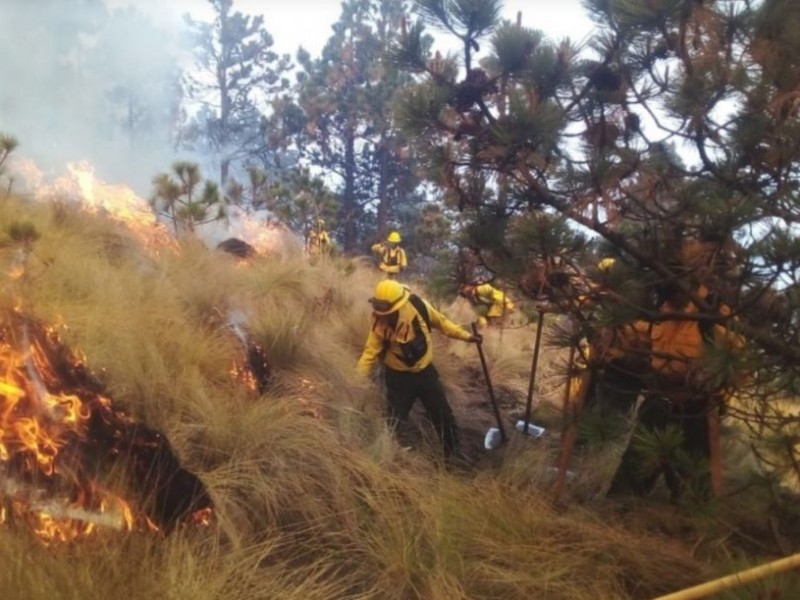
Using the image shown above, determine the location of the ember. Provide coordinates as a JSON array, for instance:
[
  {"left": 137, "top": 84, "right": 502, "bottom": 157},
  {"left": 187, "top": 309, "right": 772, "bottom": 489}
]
[{"left": 0, "top": 310, "right": 213, "bottom": 542}]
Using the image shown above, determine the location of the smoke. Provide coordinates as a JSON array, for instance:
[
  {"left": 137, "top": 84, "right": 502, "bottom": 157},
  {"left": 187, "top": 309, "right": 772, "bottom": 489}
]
[
  {"left": 196, "top": 205, "right": 304, "bottom": 257},
  {"left": 0, "top": 0, "right": 187, "bottom": 196}
]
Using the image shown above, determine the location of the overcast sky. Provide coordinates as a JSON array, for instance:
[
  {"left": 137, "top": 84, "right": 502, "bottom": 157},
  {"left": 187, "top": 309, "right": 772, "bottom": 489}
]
[{"left": 110, "top": 0, "right": 596, "bottom": 58}]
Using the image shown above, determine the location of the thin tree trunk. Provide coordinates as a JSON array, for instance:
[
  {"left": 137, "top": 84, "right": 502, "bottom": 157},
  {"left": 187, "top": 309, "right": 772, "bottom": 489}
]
[
  {"left": 342, "top": 125, "right": 357, "bottom": 251},
  {"left": 708, "top": 399, "right": 723, "bottom": 497},
  {"left": 376, "top": 139, "right": 390, "bottom": 236},
  {"left": 552, "top": 345, "right": 590, "bottom": 500}
]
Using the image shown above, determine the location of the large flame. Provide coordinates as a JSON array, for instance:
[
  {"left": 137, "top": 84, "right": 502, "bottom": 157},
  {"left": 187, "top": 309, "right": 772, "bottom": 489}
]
[
  {"left": 0, "top": 310, "right": 213, "bottom": 543},
  {"left": 10, "top": 158, "right": 174, "bottom": 250},
  {"left": 10, "top": 157, "right": 303, "bottom": 257},
  {"left": 0, "top": 313, "right": 134, "bottom": 542}
]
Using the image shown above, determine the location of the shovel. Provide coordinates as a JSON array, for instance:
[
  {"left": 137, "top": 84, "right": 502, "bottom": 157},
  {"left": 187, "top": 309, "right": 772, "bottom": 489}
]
[{"left": 472, "top": 322, "right": 507, "bottom": 450}]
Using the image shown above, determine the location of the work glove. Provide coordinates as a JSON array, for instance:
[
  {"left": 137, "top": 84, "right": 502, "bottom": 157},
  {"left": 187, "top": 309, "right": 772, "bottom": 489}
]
[{"left": 468, "top": 333, "right": 483, "bottom": 344}]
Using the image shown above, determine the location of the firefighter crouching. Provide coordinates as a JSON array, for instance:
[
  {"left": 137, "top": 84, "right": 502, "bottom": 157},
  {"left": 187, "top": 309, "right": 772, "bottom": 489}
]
[
  {"left": 458, "top": 280, "right": 515, "bottom": 327},
  {"left": 547, "top": 259, "right": 650, "bottom": 422},
  {"left": 371, "top": 231, "right": 407, "bottom": 279},
  {"left": 580, "top": 321, "right": 651, "bottom": 419},
  {"left": 607, "top": 284, "right": 743, "bottom": 502},
  {"left": 357, "top": 279, "right": 481, "bottom": 459}
]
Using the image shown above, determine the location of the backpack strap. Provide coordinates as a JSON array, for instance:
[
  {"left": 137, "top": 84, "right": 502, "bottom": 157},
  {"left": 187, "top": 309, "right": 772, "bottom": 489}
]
[{"left": 408, "top": 294, "right": 431, "bottom": 331}]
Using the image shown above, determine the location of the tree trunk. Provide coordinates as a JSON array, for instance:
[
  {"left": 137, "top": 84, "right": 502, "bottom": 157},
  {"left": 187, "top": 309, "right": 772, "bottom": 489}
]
[
  {"left": 552, "top": 345, "right": 588, "bottom": 501},
  {"left": 220, "top": 158, "right": 230, "bottom": 186},
  {"left": 342, "top": 124, "right": 358, "bottom": 251},
  {"left": 376, "top": 135, "right": 390, "bottom": 236},
  {"left": 708, "top": 400, "right": 723, "bottom": 497}
]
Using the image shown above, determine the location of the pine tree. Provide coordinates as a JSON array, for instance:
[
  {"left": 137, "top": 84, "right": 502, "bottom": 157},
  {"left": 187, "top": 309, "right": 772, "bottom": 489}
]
[
  {"left": 150, "top": 161, "right": 226, "bottom": 234},
  {"left": 392, "top": 0, "right": 800, "bottom": 490},
  {"left": 0, "top": 133, "right": 19, "bottom": 195},
  {"left": 292, "top": 0, "right": 423, "bottom": 252},
  {"left": 182, "top": 0, "right": 291, "bottom": 185}
]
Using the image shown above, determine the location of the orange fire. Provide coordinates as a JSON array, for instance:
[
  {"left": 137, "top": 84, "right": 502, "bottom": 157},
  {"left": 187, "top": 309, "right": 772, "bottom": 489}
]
[
  {"left": 0, "top": 314, "right": 134, "bottom": 542},
  {"left": 0, "top": 311, "right": 213, "bottom": 543},
  {"left": 10, "top": 159, "right": 174, "bottom": 251}
]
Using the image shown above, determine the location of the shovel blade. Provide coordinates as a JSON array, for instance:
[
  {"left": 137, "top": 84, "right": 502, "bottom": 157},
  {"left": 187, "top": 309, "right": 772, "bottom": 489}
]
[
  {"left": 484, "top": 427, "right": 503, "bottom": 450},
  {"left": 515, "top": 420, "right": 546, "bottom": 438}
]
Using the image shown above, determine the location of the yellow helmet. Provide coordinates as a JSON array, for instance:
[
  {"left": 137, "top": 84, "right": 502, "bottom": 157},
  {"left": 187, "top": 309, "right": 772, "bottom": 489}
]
[
  {"left": 369, "top": 279, "right": 410, "bottom": 315},
  {"left": 386, "top": 231, "right": 401, "bottom": 243},
  {"left": 598, "top": 257, "right": 616, "bottom": 272}
]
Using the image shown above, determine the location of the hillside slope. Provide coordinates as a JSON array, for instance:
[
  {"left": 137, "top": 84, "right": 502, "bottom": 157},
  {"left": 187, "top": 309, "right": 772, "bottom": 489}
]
[{"left": 1, "top": 195, "right": 791, "bottom": 599}]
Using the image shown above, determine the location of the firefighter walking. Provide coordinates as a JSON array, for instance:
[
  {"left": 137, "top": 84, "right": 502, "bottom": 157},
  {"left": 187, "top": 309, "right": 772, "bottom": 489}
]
[
  {"left": 371, "top": 231, "right": 407, "bottom": 278},
  {"left": 306, "top": 219, "right": 332, "bottom": 259}
]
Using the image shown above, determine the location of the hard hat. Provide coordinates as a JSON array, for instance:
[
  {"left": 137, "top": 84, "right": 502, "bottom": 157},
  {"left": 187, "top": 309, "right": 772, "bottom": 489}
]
[
  {"left": 386, "top": 231, "right": 401, "bottom": 243},
  {"left": 369, "top": 279, "right": 410, "bottom": 315},
  {"left": 598, "top": 257, "right": 616, "bottom": 272}
]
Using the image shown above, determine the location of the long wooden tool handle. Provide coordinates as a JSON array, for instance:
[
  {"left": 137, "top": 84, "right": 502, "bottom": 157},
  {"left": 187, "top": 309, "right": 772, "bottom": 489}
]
[
  {"left": 472, "top": 322, "right": 506, "bottom": 441},
  {"left": 522, "top": 311, "right": 545, "bottom": 434}
]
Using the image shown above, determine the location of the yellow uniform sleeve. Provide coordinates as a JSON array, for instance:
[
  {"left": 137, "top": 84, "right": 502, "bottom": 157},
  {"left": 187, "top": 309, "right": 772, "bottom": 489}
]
[
  {"left": 371, "top": 243, "right": 384, "bottom": 255},
  {"left": 425, "top": 301, "right": 472, "bottom": 341},
  {"left": 357, "top": 326, "right": 386, "bottom": 377},
  {"left": 399, "top": 248, "right": 408, "bottom": 269}
]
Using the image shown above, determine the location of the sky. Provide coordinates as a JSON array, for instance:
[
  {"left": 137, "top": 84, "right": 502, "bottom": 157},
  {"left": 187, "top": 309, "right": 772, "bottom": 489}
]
[{"left": 115, "top": 0, "right": 596, "bottom": 59}]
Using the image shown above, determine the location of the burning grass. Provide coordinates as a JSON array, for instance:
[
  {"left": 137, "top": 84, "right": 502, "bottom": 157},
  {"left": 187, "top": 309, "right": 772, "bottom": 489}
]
[{"left": 0, "top": 194, "right": 777, "bottom": 598}]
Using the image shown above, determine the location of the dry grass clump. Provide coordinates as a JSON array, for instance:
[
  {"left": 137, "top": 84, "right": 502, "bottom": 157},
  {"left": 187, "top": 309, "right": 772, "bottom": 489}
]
[{"left": 0, "top": 196, "right": 721, "bottom": 599}]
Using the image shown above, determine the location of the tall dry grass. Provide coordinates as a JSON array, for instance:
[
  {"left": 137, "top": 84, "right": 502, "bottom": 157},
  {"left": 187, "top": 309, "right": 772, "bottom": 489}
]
[{"left": 0, "top": 195, "right": 739, "bottom": 599}]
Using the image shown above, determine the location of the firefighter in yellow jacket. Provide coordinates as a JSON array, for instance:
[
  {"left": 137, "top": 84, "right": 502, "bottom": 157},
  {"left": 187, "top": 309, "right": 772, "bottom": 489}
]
[
  {"left": 458, "top": 281, "right": 515, "bottom": 327},
  {"left": 357, "top": 279, "right": 481, "bottom": 458},
  {"left": 371, "top": 231, "right": 407, "bottom": 278},
  {"left": 307, "top": 219, "right": 332, "bottom": 258}
]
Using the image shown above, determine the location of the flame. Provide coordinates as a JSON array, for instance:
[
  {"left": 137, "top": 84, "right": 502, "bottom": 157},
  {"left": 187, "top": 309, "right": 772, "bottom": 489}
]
[
  {"left": 0, "top": 314, "right": 135, "bottom": 543},
  {"left": 236, "top": 216, "right": 285, "bottom": 255},
  {"left": 208, "top": 205, "right": 298, "bottom": 257},
  {"left": 9, "top": 158, "right": 174, "bottom": 251},
  {"left": 0, "top": 311, "right": 213, "bottom": 543},
  {"left": 11, "top": 157, "right": 302, "bottom": 258},
  {"left": 60, "top": 161, "right": 175, "bottom": 250}
]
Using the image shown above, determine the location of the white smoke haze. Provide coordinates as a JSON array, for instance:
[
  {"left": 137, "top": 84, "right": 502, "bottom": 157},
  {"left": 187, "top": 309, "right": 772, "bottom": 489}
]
[
  {"left": 196, "top": 205, "right": 303, "bottom": 257},
  {"left": 0, "top": 0, "right": 186, "bottom": 196},
  {"left": 8, "top": 154, "right": 299, "bottom": 256},
  {"left": 0, "top": 0, "right": 593, "bottom": 243}
]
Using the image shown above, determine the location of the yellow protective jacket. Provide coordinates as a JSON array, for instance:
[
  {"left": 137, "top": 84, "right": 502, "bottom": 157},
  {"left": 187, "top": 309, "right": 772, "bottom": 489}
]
[
  {"left": 473, "top": 283, "right": 515, "bottom": 318},
  {"left": 371, "top": 243, "right": 407, "bottom": 274},
  {"left": 307, "top": 230, "right": 331, "bottom": 255},
  {"left": 649, "top": 286, "right": 742, "bottom": 378},
  {"left": 357, "top": 297, "right": 471, "bottom": 376}
]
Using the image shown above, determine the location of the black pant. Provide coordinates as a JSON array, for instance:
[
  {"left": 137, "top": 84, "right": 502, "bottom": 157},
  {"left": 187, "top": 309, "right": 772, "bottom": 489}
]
[
  {"left": 608, "top": 396, "right": 711, "bottom": 502},
  {"left": 384, "top": 364, "right": 459, "bottom": 456}
]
